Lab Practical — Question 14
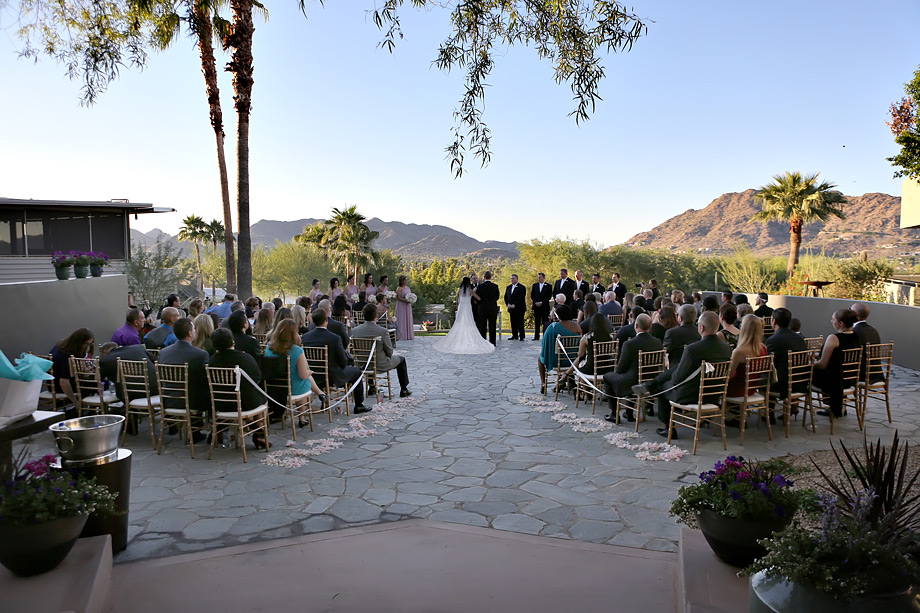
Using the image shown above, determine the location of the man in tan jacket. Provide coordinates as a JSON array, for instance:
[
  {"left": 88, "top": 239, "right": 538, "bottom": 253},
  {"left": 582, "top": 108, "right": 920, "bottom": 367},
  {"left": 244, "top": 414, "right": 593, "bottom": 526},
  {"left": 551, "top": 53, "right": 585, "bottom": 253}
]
[{"left": 351, "top": 304, "right": 412, "bottom": 398}]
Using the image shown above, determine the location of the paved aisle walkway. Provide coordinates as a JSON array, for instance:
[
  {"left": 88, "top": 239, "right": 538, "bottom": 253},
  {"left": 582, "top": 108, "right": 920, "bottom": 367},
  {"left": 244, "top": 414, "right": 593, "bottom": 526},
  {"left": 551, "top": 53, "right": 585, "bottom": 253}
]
[{"left": 20, "top": 336, "right": 920, "bottom": 563}]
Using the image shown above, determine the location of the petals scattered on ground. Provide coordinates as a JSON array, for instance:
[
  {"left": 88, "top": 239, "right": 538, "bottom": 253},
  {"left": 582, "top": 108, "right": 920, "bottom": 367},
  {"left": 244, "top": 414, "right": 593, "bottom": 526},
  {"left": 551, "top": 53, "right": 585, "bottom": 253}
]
[
  {"left": 552, "top": 412, "right": 613, "bottom": 433},
  {"left": 605, "top": 431, "right": 686, "bottom": 462},
  {"left": 514, "top": 395, "right": 567, "bottom": 412}
]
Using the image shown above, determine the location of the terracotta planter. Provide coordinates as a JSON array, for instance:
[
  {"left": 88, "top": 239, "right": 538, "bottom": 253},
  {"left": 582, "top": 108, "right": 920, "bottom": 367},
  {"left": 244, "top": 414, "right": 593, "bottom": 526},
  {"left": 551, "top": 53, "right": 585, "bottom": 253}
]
[
  {"left": 73, "top": 264, "right": 90, "bottom": 278},
  {"left": 90, "top": 265, "right": 104, "bottom": 277},
  {"left": 697, "top": 509, "right": 791, "bottom": 567},
  {"left": 749, "top": 570, "right": 920, "bottom": 612},
  {"left": 0, "top": 514, "right": 88, "bottom": 576},
  {"left": 54, "top": 266, "right": 71, "bottom": 280}
]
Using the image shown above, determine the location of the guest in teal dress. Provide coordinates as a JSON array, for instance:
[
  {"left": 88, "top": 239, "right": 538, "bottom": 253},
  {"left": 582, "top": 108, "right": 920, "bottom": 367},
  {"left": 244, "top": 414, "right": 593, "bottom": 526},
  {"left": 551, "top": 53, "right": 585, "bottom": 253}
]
[
  {"left": 263, "top": 319, "right": 320, "bottom": 398},
  {"left": 538, "top": 305, "right": 582, "bottom": 394}
]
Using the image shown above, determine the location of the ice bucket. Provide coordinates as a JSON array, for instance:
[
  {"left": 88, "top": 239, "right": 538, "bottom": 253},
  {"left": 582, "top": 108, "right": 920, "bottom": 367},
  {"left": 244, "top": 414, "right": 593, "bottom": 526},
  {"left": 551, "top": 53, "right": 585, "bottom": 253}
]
[{"left": 49, "top": 415, "right": 124, "bottom": 463}]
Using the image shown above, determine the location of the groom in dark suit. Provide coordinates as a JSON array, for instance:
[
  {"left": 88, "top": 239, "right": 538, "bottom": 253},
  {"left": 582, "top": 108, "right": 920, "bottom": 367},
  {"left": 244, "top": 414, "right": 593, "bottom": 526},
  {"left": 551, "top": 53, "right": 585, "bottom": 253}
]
[
  {"left": 553, "top": 268, "right": 576, "bottom": 304},
  {"left": 504, "top": 274, "right": 527, "bottom": 341},
  {"left": 476, "top": 271, "right": 500, "bottom": 345},
  {"left": 531, "top": 272, "right": 553, "bottom": 341}
]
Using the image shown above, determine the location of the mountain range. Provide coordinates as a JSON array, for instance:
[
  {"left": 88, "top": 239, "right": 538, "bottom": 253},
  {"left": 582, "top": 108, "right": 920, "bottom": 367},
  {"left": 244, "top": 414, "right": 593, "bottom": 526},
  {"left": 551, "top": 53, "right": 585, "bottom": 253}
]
[{"left": 132, "top": 190, "right": 915, "bottom": 261}]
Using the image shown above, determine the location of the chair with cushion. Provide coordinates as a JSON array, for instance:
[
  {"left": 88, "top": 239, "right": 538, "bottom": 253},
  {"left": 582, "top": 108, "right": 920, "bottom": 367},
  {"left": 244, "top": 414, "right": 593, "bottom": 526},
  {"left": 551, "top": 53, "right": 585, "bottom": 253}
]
[
  {"left": 262, "top": 354, "right": 319, "bottom": 438},
  {"left": 668, "top": 360, "right": 731, "bottom": 455},
  {"left": 351, "top": 337, "right": 390, "bottom": 402},
  {"left": 69, "top": 356, "right": 119, "bottom": 416},
  {"left": 811, "top": 347, "right": 862, "bottom": 436},
  {"left": 857, "top": 342, "right": 894, "bottom": 429},
  {"left": 155, "top": 363, "right": 198, "bottom": 458},
  {"left": 117, "top": 358, "right": 161, "bottom": 449},
  {"left": 575, "top": 340, "right": 617, "bottom": 413},
  {"left": 723, "top": 354, "right": 774, "bottom": 445},
  {"left": 554, "top": 335, "right": 583, "bottom": 401},
  {"left": 206, "top": 366, "right": 270, "bottom": 463},
  {"left": 303, "top": 345, "right": 350, "bottom": 416}
]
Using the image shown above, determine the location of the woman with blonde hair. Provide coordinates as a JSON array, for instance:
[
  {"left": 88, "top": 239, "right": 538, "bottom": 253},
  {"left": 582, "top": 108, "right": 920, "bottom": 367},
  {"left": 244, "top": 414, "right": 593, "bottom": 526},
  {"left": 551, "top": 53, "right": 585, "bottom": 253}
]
[
  {"left": 187, "top": 298, "right": 204, "bottom": 318},
  {"left": 192, "top": 313, "right": 216, "bottom": 355},
  {"left": 253, "top": 308, "right": 274, "bottom": 336},
  {"left": 291, "top": 305, "right": 310, "bottom": 335},
  {"left": 267, "top": 308, "right": 293, "bottom": 342},
  {"left": 726, "top": 314, "right": 767, "bottom": 398}
]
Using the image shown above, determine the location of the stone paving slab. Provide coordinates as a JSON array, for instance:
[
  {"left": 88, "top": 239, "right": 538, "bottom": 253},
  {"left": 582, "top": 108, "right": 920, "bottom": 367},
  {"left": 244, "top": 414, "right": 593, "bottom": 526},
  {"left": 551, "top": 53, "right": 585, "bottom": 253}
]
[{"left": 16, "top": 336, "right": 920, "bottom": 563}]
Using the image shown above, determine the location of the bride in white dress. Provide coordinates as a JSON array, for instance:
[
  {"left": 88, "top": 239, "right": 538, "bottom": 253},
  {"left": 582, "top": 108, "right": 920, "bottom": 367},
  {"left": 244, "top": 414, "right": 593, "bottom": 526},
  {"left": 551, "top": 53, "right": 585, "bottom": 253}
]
[{"left": 434, "top": 277, "right": 495, "bottom": 354}]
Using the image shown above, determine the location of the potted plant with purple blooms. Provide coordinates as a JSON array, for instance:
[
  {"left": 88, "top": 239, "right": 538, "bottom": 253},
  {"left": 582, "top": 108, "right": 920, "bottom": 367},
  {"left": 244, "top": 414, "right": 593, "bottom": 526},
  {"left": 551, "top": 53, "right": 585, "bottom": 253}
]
[
  {"left": 670, "top": 455, "right": 810, "bottom": 567},
  {"left": 71, "top": 250, "right": 91, "bottom": 278},
  {"left": 51, "top": 251, "right": 75, "bottom": 280},
  {"left": 88, "top": 251, "right": 108, "bottom": 277},
  {"left": 0, "top": 451, "right": 118, "bottom": 576}
]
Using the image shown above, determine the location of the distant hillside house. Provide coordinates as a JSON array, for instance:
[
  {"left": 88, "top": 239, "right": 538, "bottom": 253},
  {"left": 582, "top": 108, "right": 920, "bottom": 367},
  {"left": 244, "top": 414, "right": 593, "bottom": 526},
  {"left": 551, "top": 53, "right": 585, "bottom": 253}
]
[{"left": 0, "top": 197, "right": 173, "bottom": 283}]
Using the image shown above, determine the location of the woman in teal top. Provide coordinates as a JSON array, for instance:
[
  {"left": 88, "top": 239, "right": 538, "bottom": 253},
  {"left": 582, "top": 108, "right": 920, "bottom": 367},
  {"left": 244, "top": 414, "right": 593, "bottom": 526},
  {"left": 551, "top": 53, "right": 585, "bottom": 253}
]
[
  {"left": 538, "top": 304, "right": 583, "bottom": 394},
  {"left": 264, "top": 319, "right": 320, "bottom": 397}
]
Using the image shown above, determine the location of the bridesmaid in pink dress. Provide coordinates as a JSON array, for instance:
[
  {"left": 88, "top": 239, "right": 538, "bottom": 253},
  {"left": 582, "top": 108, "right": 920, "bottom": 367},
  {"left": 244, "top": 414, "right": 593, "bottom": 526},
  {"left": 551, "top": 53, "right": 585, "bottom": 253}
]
[
  {"left": 395, "top": 275, "right": 415, "bottom": 341},
  {"left": 330, "top": 277, "right": 343, "bottom": 302}
]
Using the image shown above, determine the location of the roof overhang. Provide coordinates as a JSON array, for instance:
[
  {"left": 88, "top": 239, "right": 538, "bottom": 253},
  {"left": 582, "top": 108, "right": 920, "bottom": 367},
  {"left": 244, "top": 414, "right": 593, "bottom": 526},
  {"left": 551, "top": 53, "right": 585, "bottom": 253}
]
[{"left": 0, "top": 197, "right": 175, "bottom": 214}]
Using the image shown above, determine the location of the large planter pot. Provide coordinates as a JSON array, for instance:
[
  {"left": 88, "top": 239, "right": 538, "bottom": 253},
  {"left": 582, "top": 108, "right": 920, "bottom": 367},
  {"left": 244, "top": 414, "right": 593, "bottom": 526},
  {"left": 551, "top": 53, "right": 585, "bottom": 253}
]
[
  {"left": 54, "top": 266, "right": 71, "bottom": 280},
  {"left": 0, "top": 514, "right": 89, "bottom": 577},
  {"left": 749, "top": 570, "right": 920, "bottom": 612},
  {"left": 696, "top": 509, "right": 791, "bottom": 567},
  {"left": 73, "top": 264, "right": 90, "bottom": 278},
  {"left": 90, "top": 265, "right": 104, "bottom": 277}
]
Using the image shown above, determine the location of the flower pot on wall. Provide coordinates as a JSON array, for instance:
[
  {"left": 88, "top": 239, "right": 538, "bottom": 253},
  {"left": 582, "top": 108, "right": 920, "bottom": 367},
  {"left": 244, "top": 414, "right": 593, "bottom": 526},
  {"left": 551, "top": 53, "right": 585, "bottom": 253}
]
[
  {"left": 54, "top": 266, "right": 71, "bottom": 281},
  {"left": 90, "top": 265, "right": 103, "bottom": 277},
  {"left": 73, "top": 265, "right": 90, "bottom": 278},
  {"left": 0, "top": 514, "right": 88, "bottom": 577},
  {"left": 697, "top": 509, "right": 791, "bottom": 567}
]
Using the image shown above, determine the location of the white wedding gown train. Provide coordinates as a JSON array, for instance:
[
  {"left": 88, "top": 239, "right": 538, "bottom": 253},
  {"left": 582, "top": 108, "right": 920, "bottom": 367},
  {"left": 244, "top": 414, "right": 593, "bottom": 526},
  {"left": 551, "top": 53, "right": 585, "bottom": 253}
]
[{"left": 434, "top": 289, "right": 495, "bottom": 354}]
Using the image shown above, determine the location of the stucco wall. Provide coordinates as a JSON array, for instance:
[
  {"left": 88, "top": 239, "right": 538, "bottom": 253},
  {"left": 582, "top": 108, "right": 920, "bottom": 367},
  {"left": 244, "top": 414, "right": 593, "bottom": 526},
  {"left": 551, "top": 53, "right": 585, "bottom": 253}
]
[
  {"left": 702, "top": 292, "right": 919, "bottom": 371},
  {"left": 0, "top": 275, "right": 129, "bottom": 360}
]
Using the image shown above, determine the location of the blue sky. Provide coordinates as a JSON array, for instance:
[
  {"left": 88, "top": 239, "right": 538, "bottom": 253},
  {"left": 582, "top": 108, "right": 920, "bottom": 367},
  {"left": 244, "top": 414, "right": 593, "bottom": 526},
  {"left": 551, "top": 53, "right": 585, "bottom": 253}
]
[{"left": 1, "top": 1, "right": 918, "bottom": 246}]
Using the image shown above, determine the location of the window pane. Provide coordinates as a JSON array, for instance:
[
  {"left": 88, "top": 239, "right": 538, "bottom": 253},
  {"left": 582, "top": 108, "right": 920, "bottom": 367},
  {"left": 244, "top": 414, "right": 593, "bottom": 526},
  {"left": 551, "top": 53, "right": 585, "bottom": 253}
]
[
  {"left": 25, "top": 211, "right": 91, "bottom": 255},
  {"left": 0, "top": 209, "right": 25, "bottom": 256},
  {"left": 90, "top": 212, "right": 126, "bottom": 259}
]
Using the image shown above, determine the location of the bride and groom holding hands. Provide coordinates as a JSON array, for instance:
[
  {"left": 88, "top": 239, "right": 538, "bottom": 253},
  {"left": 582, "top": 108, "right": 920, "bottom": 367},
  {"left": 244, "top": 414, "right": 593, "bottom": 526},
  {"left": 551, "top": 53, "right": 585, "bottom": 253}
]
[{"left": 434, "top": 271, "right": 528, "bottom": 355}]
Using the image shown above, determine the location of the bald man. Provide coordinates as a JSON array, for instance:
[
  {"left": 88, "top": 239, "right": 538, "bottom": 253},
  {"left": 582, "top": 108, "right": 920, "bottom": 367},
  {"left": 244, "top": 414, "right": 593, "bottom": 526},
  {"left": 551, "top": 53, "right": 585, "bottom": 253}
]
[{"left": 144, "top": 306, "right": 180, "bottom": 349}]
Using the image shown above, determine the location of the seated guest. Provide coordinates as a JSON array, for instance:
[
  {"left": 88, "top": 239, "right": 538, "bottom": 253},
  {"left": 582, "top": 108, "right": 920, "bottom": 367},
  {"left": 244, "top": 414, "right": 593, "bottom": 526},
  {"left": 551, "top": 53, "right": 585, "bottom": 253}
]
[
  {"left": 157, "top": 294, "right": 180, "bottom": 320},
  {"left": 691, "top": 292, "right": 703, "bottom": 313},
  {"left": 353, "top": 291, "right": 367, "bottom": 314},
  {"left": 554, "top": 293, "right": 567, "bottom": 306},
  {"left": 571, "top": 289, "right": 585, "bottom": 313},
  {"left": 209, "top": 311, "right": 221, "bottom": 329},
  {"left": 192, "top": 314, "right": 216, "bottom": 355},
  {"left": 263, "top": 320, "right": 321, "bottom": 410},
  {"left": 187, "top": 299, "right": 205, "bottom": 318},
  {"left": 245, "top": 296, "right": 261, "bottom": 315},
  {"left": 111, "top": 308, "right": 145, "bottom": 346},
  {"left": 537, "top": 305, "right": 582, "bottom": 394},
  {"left": 375, "top": 293, "right": 394, "bottom": 326},
  {"left": 99, "top": 341, "right": 158, "bottom": 404},
  {"left": 650, "top": 305, "right": 678, "bottom": 342},
  {"left": 253, "top": 308, "right": 274, "bottom": 337},
  {"left": 754, "top": 292, "right": 773, "bottom": 318},
  {"left": 158, "top": 318, "right": 210, "bottom": 439},
  {"left": 206, "top": 293, "right": 236, "bottom": 318},
  {"left": 702, "top": 295, "right": 720, "bottom": 313},
  {"left": 737, "top": 303, "right": 754, "bottom": 318},
  {"left": 633, "top": 312, "right": 732, "bottom": 439},
  {"left": 209, "top": 329, "right": 268, "bottom": 444},
  {"left": 144, "top": 307, "right": 180, "bottom": 349},
  {"left": 564, "top": 308, "right": 614, "bottom": 388},
  {"left": 292, "top": 305, "right": 310, "bottom": 335},
  {"left": 578, "top": 300, "right": 598, "bottom": 332},
  {"left": 851, "top": 302, "right": 883, "bottom": 382},
  {"left": 790, "top": 318, "right": 803, "bottom": 335},
  {"left": 302, "top": 309, "right": 367, "bottom": 412},
  {"left": 722, "top": 291, "right": 733, "bottom": 305},
  {"left": 671, "top": 290, "right": 685, "bottom": 305},
  {"left": 352, "top": 303, "right": 413, "bottom": 400},
  {"left": 726, "top": 315, "right": 767, "bottom": 399},
  {"left": 308, "top": 299, "right": 351, "bottom": 354},
  {"left": 765, "top": 307, "right": 807, "bottom": 406},
  {"left": 653, "top": 296, "right": 664, "bottom": 311},
  {"left": 642, "top": 288, "right": 656, "bottom": 310},
  {"left": 270, "top": 297, "right": 282, "bottom": 311},
  {"left": 813, "top": 308, "right": 861, "bottom": 419},
  {"left": 718, "top": 303, "right": 740, "bottom": 348},
  {"left": 733, "top": 293, "right": 749, "bottom": 306},
  {"left": 616, "top": 307, "right": 645, "bottom": 344},
  {"left": 634, "top": 295, "right": 647, "bottom": 311},
  {"left": 268, "top": 308, "right": 293, "bottom": 342},
  {"left": 227, "top": 311, "right": 262, "bottom": 366},
  {"left": 332, "top": 295, "right": 352, "bottom": 320},
  {"left": 50, "top": 327, "right": 95, "bottom": 417},
  {"left": 622, "top": 292, "right": 635, "bottom": 312},
  {"left": 663, "top": 304, "right": 701, "bottom": 367},
  {"left": 599, "top": 291, "right": 623, "bottom": 316},
  {"left": 604, "top": 314, "right": 662, "bottom": 422}
]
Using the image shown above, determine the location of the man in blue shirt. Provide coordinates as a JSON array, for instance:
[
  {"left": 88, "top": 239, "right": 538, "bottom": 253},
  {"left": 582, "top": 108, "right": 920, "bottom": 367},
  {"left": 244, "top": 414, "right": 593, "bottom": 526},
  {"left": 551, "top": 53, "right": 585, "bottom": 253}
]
[
  {"left": 144, "top": 307, "right": 180, "bottom": 349},
  {"left": 206, "top": 293, "right": 236, "bottom": 319}
]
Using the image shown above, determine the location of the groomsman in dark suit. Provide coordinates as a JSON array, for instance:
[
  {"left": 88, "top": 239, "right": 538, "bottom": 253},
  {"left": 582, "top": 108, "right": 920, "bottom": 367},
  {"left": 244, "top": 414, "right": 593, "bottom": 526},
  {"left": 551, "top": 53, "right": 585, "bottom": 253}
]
[
  {"left": 531, "top": 272, "right": 553, "bottom": 341},
  {"left": 553, "top": 268, "right": 576, "bottom": 304},
  {"left": 504, "top": 274, "right": 527, "bottom": 341},
  {"left": 476, "top": 271, "right": 501, "bottom": 345},
  {"left": 574, "top": 270, "right": 590, "bottom": 297},
  {"left": 590, "top": 273, "right": 606, "bottom": 296},
  {"left": 610, "top": 273, "right": 627, "bottom": 304},
  {"left": 470, "top": 273, "right": 481, "bottom": 333}
]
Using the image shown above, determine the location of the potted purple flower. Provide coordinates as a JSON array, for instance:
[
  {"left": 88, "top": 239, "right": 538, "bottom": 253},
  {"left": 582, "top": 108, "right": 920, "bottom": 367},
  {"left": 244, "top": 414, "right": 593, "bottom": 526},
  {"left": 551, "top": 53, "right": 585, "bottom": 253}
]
[
  {"left": 88, "top": 251, "right": 108, "bottom": 277},
  {"left": 669, "top": 455, "right": 809, "bottom": 567},
  {"left": 71, "top": 251, "right": 91, "bottom": 278},
  {"left": 51, "top": 251, "right": 75, "bottom": 280}
]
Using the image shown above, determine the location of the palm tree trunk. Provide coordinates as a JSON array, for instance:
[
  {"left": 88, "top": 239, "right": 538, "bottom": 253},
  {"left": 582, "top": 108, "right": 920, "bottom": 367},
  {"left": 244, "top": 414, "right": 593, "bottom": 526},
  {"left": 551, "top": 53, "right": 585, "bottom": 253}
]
[
  {"left": 194, "top": 242, "right": 203, "bottom": 292},
  {"left": 229, "top": 0, "right": 255, "bottom": 299},
  {"left": 192, "top": 5, "right": 237, "bottom": 296},
  {"left": 787, "top": 217, "right": 803, "bottom": 277}
]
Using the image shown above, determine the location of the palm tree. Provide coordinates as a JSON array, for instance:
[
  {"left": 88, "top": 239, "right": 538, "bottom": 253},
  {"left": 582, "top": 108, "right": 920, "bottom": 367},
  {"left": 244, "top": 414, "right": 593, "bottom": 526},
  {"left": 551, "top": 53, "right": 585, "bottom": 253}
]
[
  {"left": 752, "top": 172, "right": 847, "bottom": 276},
  {"left": 178, "top": 215, "right": 208, "bottom": 291},
  {"left": 205, "top": 219, "right": 226, "bottom": 297},
  {"left": 296, "top": 205, "right": 380, "bottom": 281}
]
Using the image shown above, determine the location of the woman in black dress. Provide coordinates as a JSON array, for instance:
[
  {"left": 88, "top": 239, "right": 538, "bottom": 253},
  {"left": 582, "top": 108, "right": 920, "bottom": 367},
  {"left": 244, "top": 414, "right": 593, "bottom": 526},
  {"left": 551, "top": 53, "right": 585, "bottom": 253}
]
[{"left": 813, "top": 308, "right": 861, "bottom": 418}]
